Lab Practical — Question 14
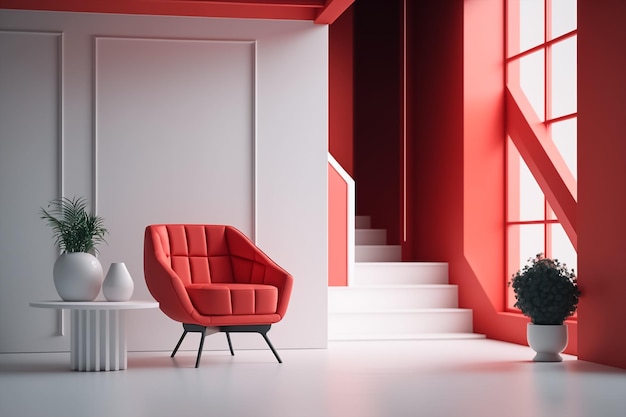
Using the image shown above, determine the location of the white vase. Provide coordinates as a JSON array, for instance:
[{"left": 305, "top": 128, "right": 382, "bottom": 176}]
[
  {"left": 53, "top": 252, "right": 104, "bottom": 301},
  {"left": 527, "top": 323, "right": 568, "bottom": 362},
  {"left": 103, "top": 262, "right": 134, "bottom": 301}
]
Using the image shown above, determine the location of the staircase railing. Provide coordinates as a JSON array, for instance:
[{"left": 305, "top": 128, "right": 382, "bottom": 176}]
[{"left": 328, "top": 153, "right": 355, "bottom": 286}]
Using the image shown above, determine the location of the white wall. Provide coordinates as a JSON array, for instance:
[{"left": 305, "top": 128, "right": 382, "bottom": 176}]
[{"left": 0, "top": 10, "right": 328, "bottom": 353}]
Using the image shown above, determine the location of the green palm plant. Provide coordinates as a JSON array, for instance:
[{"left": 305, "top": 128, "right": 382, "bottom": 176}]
[{"left": 40, "top": 196, "right": 108, "bottom": 254}]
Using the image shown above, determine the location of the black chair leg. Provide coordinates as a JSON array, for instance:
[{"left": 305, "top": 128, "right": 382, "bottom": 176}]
[
  {"left": 260, "top": 331, "right": 282, "bottom": 363},
  {"left": 194, "top": 327, "right": 207, "bottom": 368},
  {"left": 171, "top": 330, "right": 188, "bottom": 358},
  {"left": 225, "top": 332, "right": 235, "bottom": 356},
  {"left": 173, "top": 324, "right": 208, "bottom": 368},
  {"left": 173, "top": 324, "right": 282, "bottom": 367},
  {"left": 219, "top": 324, "right": 282, "bottom": 363}
]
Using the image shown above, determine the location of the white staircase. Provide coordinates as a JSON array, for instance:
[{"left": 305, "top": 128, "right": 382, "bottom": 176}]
[{"left": 328, "top": 215, "right": 484, "bottom": 341}]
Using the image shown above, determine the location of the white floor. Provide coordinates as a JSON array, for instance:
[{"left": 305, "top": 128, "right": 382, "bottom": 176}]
[{"left": 2, "top": 339, "right": 626, "bottom": 417}]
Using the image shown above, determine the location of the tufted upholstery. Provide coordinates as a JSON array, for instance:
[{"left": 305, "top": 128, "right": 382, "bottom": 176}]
[
  {"left": 186, "top": 284, "right": 278, "bottom": 316},
  {"left": 144, "top": 224, "right": 293, "bottom": 366}
]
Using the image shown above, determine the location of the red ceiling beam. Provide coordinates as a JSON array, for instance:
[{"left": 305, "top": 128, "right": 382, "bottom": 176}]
[
  {"left": 314, "top": 0, "right": 354, "bottom": 24},
  {"left": 137, "top": 0, "right": 321, "bottom": 20},
  {"left": 0, "top": 0, "right": 351, "bottom": 23}
]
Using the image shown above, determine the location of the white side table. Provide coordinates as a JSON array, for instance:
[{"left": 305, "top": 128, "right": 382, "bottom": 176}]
[{"left": 30, "top": 300, "right": 159, "bottom": 371}]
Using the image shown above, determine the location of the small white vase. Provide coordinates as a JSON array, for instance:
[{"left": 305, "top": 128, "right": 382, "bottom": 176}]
[
  {"left": 527, "top": 323, "right": 568, "bottom": 362},
  {"left": 53, "top": 252, "right": 104, "bottom": 301},
  {"left": 103, "top": 262, "right": 134, "bottom": 301}
]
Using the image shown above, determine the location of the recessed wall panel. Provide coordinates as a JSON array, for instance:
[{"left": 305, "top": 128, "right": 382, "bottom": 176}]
[
  {"left": 95, "top": 37, "right": 255, "bottom": 320},
  {"left": 0, "top": 31, "right": 65, "bottom": 352}
]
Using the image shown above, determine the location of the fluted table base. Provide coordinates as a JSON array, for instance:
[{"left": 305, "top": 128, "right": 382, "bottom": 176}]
[
  {"left": 30, "top": 300, "right": 159, "bottom": 372},
  {"left": 71, "top": 309, "right": 127, "bottom": 371}
]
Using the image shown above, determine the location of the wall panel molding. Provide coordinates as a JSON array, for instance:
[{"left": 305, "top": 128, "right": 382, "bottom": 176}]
[
  {"left": 93, "top": 35, "right": 257, "bottom": 236},
  {"left": 93, "top": 36, "right": 259, "bottom": 342},
  {"left": 1, "top": 30, "right": 64, "bottom": 198},
  {"left": 0, "top": 29, "right": 67, "bottom": 351}
]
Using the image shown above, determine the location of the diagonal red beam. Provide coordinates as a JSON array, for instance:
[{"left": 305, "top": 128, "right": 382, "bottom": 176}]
[{"left": 506, "top": 86, "right": 577, "bottom": 250}]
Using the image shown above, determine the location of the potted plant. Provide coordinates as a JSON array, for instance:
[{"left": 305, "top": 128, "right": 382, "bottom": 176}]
[
  {"left": 40, "top": 196, "right": 108, "bottom": 301},
  {"left": 509, "top": 253, "right": 581, "bottom": 361}
]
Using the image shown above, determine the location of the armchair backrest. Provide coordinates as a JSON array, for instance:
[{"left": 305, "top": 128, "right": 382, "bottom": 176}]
[{"left": 150, "top": 224, "right": 237, "bottom": 285}]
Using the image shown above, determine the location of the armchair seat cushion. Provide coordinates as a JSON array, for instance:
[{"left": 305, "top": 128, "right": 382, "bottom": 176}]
[{"left": 186, "top": 283, "right": 279, "bottom": 316}]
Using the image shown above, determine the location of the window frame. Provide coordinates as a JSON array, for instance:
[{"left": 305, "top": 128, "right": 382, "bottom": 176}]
[{"left": 505, "top": 0, "right": 578, "bottom": 312}]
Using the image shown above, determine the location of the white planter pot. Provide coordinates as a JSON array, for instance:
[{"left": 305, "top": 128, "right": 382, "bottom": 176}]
[
  {"left": 527, "top": 323, "right": 568, "bottom": 362},
  {"left": 53, "top": 252, "right": 104, "bottom": 301},
  {"left": 103, "top": 262, "right": 134, "bottom": 301}
]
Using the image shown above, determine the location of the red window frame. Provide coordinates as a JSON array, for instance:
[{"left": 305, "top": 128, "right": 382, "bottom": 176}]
[{"left": 505, "top": 0, "right": 578, "bottom": 311}]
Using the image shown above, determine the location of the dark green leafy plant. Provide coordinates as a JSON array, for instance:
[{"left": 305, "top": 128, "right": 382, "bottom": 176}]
[
  {"left": 508, "top": 254, "right": 580, "bottom": 325},
  {"left": 40, "top": 196, "right": 108, "bottom": 254}
]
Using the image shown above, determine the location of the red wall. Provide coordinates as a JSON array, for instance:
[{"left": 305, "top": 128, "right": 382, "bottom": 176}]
[
  {"left": 353, "top": 0, "right": 402, "bottom": 245},
  {"left": 328, "top": 6, "right": 354, "bottom": 287},
  {"left": 329, "top": 6, "right": 355, "bottom": 176},
  {"left": 406, "top": 0, "right": 464, "bottom": 263},
  {"left": 328, "top": 162, "right": 349, "bottom": 286},
  {"left": 404, "top": 0, "right": 579, "bottom": 354},
  {"left": 577, "top": 0, "right": 626, "bottom": 368},
  {"left": 460, "top": 0, "right": 509, "bottom": 339}
]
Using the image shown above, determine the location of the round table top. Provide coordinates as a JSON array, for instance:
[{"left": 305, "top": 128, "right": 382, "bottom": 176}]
[{"left": 30, "top": 300, "right": 159, "bottom": 310}]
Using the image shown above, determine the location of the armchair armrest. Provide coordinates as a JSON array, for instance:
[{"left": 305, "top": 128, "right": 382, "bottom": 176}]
[
  {"left": 225, "top": 226, "right": 293, "bottom": 318},
  {"left": 144, "top": 226, "right": 197, "bottom": 323}
]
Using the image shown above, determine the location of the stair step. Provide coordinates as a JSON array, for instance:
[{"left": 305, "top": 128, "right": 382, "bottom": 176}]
[
  {"left": 329, "top": 333, "right": 486, "bottom": 341},
  {"left": 355, "top": 229, "right": 386, "bottom": 245},
  {"left": 354, "top": 262, "right": 449, "bottom": 285},
  {"left": 328, "top": 285, "right": 458, "bottom": 311},
  {"left": 355, "top": 215, "right": 371, "bottom": 229},
  {"left": 355, "top": 245, "right": 402, "bottom": 262},
  {"left": 328, "top": 309, "right": 475, "bottom": 337},
  {"left": 330, "top": 213, "right": 481, "bottom": 341}
]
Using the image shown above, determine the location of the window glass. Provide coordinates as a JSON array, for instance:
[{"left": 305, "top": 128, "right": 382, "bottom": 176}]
[
  {"left": 550, "top": 223, "right": 577, "bottom": 272},
  {"left": 520, "top": 224, "right": 545, "bottom": 267},
  {"left": 551, "top": 0, "right": 577, "bottom": 39},
  {"left": 519, "top": 155, "right": 545, "bottom": 221},
  {"left": 520, "top": 50, "right": 545, "bottom": 120},
  {"left": 507, "top": 137, "right": 521, "bottom": 221},
  {"left": 507, "top": 223, "right": 546, "bottom": 310},
  {"left": 550, "top": 36, "right": 577, "bottom": 118},
  {"left": 520, "top": 0, "right": 545, "bottom": 51},
  {"left": 551, "top": 118, "right": 577, "bottom": 180}
]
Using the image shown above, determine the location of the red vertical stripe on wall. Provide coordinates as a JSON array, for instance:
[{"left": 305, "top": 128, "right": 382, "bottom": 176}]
[
  {"left": 406, "top": 0, "right": 466, "bottom": 263},
  {"left": 328, "top": 5, "right": 354, "bottom": 287},
  {"left": 577, "top": 0, "right": 626, "bottom": 369},
  {"left": 329, "top": 6, "right": 354, "bottom": 177},
  {"left": 328, "top": 163, "right": 348, "bottom": 286},
  {"left": 353, "top": 0, "right": 402, "bottom": 245}
]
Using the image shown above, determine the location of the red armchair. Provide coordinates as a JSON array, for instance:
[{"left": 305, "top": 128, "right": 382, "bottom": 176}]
[{"left": 144, "top": 224, "right": 293, "bottom": 367}]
